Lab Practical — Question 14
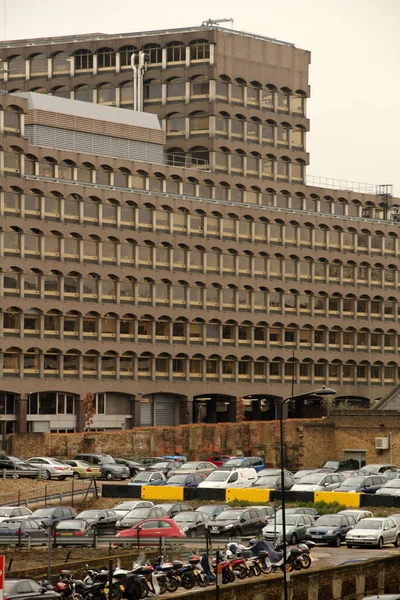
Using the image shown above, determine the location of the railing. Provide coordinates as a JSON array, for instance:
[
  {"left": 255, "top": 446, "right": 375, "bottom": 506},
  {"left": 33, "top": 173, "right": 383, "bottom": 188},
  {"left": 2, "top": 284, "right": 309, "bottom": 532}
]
[
  {"left": 0, "top": 479, "right": 99, "bottom": 508},
  {"left": 164, "top": 153, "right": 210, "bottom": 170},
  {"left": 306, "top": 175, "right": 377, "bottom": 195}
]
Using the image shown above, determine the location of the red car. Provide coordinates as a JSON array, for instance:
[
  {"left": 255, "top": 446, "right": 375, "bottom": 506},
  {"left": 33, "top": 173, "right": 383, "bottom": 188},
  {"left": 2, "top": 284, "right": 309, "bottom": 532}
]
[
  {"left": 115, "top": 518, "right": 186, "bottom": 545},
  {"left": 206, "top": 455, "right": 233, "bottom": 467}
]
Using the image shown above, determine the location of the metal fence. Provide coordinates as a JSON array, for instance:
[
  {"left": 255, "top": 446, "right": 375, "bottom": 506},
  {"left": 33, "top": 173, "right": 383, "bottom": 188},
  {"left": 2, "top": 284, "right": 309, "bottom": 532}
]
[{"left": 0, "top": 478, "right": 99, "bottom": 508}]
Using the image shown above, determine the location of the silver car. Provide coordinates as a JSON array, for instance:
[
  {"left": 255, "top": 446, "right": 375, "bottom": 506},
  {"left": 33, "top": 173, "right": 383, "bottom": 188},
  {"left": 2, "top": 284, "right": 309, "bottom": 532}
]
[
  {"left": 168, "top": 461, "right": 216, "bottom": 478},
  {"left": 337, "top": 509, "right": 373, "bottom": 522},
  {"left": 291, "top": 472, "right": 345, "bottom": 492},
  {"left": 375, "top": 480, "right": 400, "bottom": 496},
  {"left": 26, "top": 457, "right": 73, "bottom": 480},
  {"left": 346, "top": 517, "right": 400, "bottom": 548},
  {"left": 112, "top": 501, "right": 154, "bottom": 518}
]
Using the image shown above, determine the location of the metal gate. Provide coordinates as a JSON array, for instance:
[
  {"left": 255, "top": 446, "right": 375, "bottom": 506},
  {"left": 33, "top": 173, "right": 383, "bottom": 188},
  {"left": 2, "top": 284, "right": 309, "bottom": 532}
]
[
  {"left": 155, "top": 396, "right": 177, "bottom": 426},
  {"left": 140, "top": 399, "right": 153, "bottom": 426}
]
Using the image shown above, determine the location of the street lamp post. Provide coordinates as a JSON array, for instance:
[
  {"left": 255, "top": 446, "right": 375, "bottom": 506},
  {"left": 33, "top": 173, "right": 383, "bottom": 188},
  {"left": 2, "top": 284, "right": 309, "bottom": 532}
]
[{"left": 278, "top": 387, "right": 336, "bottom": 600}]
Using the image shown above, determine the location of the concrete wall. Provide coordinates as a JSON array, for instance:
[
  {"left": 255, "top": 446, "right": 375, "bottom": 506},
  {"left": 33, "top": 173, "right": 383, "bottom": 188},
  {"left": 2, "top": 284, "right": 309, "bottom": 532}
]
[{"left": 9, "top": 410, "right": 400, "bottom": 469}]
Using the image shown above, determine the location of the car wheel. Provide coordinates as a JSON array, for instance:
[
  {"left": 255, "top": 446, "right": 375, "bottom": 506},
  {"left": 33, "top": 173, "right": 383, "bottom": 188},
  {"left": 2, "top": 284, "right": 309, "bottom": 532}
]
[
  {"left": 377, "top": 537, "right": 383, "bottom": 549},
  {"left": 105, "top": 472, "right": 114, "bottom": 481},
  {"left": 41, "top": 470, "right": 51, "bottom": 480},
  {"left": 334, "top": 535, "right": 341, "bottom": 548},
  {"left": 233, "top": 528, "right": 241, "bottom": 538},
  {"left": 395, "top": 535, "right": 400, "bottom": 548},
  {"left": 290, "top": 533, "right": 297, "bottom": 545},
  {"left": 346, "top": 543, "right": 352, "bottom": 549},
  {"left": 73, "top": 472, "right": 80, "bottom": 479},
  {"left": 59, "top": 476, "right": 67, "bottom": 480},
  {"left": 191, "top": 528, "right": 197, "bottom": 538}
]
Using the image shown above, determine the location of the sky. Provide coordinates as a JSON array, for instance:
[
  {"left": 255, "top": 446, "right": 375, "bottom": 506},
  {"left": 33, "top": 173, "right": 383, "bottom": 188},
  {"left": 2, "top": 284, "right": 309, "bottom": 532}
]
[{"left": 2, "top": 0, "right": 400, "bottom": 196}]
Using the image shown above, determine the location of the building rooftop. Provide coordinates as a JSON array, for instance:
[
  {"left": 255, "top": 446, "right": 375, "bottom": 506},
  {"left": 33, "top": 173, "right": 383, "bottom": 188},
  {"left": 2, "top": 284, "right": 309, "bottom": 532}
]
[{"left": 15, "top": 92, "right": 161, "bottom": 131}]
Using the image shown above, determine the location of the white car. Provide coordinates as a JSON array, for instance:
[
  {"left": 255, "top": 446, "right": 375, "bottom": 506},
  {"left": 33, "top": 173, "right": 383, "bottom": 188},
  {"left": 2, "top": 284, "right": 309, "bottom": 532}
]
[
  {"left": 197, "top": 468, "right": 257, "bottom": 489},
  {"left": 345, "top": 517, "right": 400, "bottom": 548},
  {"left": 0, "top": 506, "right": 32, "bottom": 524},
  {"left": 337, "top": 509, "right": 373, "bottom": 523},
  {"left": 291, "top": 472, "right": 345, "bottom": 492},
  {"left": 26, "top": 457, "right": 73, "bottom": 480},
  {"left": 112, "top": 501, "right": 154, "bottom": 517}
]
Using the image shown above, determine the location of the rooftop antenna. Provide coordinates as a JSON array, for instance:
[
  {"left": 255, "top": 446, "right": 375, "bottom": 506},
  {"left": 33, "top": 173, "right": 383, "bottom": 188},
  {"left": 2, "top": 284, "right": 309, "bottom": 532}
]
[{"left": 201, "top": 18, "right": 234, "bottom": 29}]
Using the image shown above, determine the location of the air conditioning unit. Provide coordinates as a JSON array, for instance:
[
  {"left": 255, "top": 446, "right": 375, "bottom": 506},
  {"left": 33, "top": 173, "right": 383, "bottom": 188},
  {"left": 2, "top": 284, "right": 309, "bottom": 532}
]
[{"left": 375, "top": 437, "right": 389, "bottom": 450}]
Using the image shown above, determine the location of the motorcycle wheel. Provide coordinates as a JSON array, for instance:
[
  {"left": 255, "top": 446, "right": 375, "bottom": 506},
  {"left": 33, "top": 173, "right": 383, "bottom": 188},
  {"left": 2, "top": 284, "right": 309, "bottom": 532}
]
[
  {"left": 302, "top": 555, "right": 312, "bottom": 569},
  {"left": 166, "top": 577, "right": 179, "bottom": 593},
  {"left": 181, "top": 573, "right": 196, "bottom": 590},
  {"left": 157, "top": 581, "right": 167, "bottom": 595},
  {"left": 222, "top": 569, "right": 235, "bottom": 584},
  {"left": 196, "top": 573, "right": 209, "bottom": 588},
  {"left": 236, "top": 565, "right": 248, "bottom": 580},
  {"left": 72, "top": 595, "right": 84, "bottom": 600},
  {"left": 252, "top": 563, "right": 262, "bottom": 577},
  {"left": 93, "top": 593, "right": 107, "bottom": 600},
  {"left": 110, "top": 584, "right": 122, "bottom": 600},
  {"left": 260, "top": 561, "right": 272, "bottom": 575},
  {"left": 294, "top": 560, "right": 303, "bottom": 571},
  {"left": 140, "top": 581, "right": 149, "bottom": 598}
]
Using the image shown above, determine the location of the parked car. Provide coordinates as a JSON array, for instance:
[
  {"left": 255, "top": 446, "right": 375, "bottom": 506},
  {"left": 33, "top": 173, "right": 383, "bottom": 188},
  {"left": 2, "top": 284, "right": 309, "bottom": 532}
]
[
  {"left": 29, "top": 506, "right": 77, "bottom": 526},
  {"left": 55, "top": 519, "right": 93, "bottom": 540},
  {"left": 0, "top": 455, "right": 39, "bottom": 478},
  {"left": 112, "top": 501, "right": 154, "bottom": 517},
  {"left": 145, "top": 461, "right": 177, "bottom": 475},
  {"left": 305, "top": 514, "right": 355, "bottom": 547},
  {"left": 198, "top": 468, "right": 257, "bottom": 489},
  {"left": 360, "top": 464, "right": 397, "bottom": 474},
  {"left": 209, "top": 508, "right": 265, "bottom": 536},
  {"left": 262, "top": 513, "right": 315, "bottom": 544},
  {"left": 26, "top": 457, "right": 73, "bottom": 480},
  {"left": 321, "top": 460, "right": 359, "bottom": 472},
  {"left": 128, "top": 471, "right": 166, "bottom": 486},
  {"left": 0, "top": 519, "right": 46, "bottom": 542},
  {"left": 112, "top": 458, "right": 142, "bottom": 477},
  {"left": 222, "top": 457, "right": 265, "bottom": 473},
  {"left": 115, "top": 518, "right": 186, "bottom": 544},
  {"left": 388, "top": 514, "right": 400, "bottom": 528},
  {"left": 164, "top": 473, "right": 206, "bottom": 488},
  {"left": 206, "top": 455, "right": 233, "bottom": 467},
  {"left": 156, "top": 503, "right": 193, "bottom": 518},
  {"left": 137, "top": 457, "right": 165, "bottom": 467},
  {"left": 252, "top": 469, "right": 295, "bottom": 490},
  {"left": 75, "top": 509, "right": 119, "bottom": 531},
  {"left": 383, "top": 469, "right": 400, "bottom": 480},
  {"left": 293, "top": 469, "right": 323, "bottom": 481},
  {"left": 276, "top": 507, "right": 319, "bottom": 521},
  {"left": 337, "top": 509, "right": 373, "bottom": 523},
  {"left": 336, "top": 475, "right": 387, "bottom": 493},
  {"left": 375, "top": 480, "right": 400, "bottom": 496},
  {"left": 74, "top": 453, "right": 130, "bottom": 480},
  {"left": 63, "top": 459, "right": 101, "bottom": 479},
  {"left": 194, "top": 505, "right": 229, "bottom": 520},
  {"left": 173, "top": 511, "right": 210, "bottom": 536},
  {"left": 0, "top": 507, "right": 32, "bottom": 524},
  {"left": 168, "top": 461, "right": 216, "bottom": 477},
  {"left": 291, "top": 472, "right": 345, "bottom": 492},
  {"left": 162, "top": 455, "right": 187, "bottom": 464},
  {"left": 5, "top": 579, "right": 60, "bottom": 600},
  {"left": 251, "top": 505, "right": 275, "bottom": 524},
  {"left": 346, "top": 517, "right": 400, "bottom": 548},
  {"left": 117, "top": 506, "right": 167, "bottom": 529}
]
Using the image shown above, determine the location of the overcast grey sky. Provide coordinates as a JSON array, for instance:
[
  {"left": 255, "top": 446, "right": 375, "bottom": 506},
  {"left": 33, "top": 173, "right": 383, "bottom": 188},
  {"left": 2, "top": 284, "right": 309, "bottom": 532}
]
[{"left": 2, "top": 0, "right": 400, "bottom": 195}]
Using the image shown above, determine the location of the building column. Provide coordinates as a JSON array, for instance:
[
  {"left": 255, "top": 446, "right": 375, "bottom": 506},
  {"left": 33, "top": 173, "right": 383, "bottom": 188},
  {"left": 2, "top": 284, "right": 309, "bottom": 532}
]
[
  {"left": 227, "top": 397, "right": 237, "bottom": 422},
  {"left": 15, "top": 394, "right": 28, "bottom": 433},
  {"left": 76, "top": 397, "right": 85, "bottom": 432},
  {"left": 129, "top": 396, "right": 141, "bottom": 428},
  {"left": 179, "top": 396, "right": 193, "bottom": 424}
]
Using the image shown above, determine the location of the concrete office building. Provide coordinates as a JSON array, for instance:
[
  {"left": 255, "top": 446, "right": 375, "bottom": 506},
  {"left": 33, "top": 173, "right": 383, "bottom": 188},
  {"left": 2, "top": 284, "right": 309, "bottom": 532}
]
[{"left": 0, "top": 25, "right": 398, "bottom": 435}]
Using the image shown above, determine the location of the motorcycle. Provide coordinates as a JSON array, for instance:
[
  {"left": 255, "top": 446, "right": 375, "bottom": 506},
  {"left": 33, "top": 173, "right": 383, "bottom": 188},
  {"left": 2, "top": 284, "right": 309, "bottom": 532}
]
[
  {"left": 170, "top": 560, "right": 197, "bottom": 590},
  {"left": 211, "top": 556, "right": 235, "bottom": 584},
  {"left": 188, "top": 555, "right": 210, "bottom": 587},
  {"left": 55, "top": 570, "right": 106, "bottom": 600}
]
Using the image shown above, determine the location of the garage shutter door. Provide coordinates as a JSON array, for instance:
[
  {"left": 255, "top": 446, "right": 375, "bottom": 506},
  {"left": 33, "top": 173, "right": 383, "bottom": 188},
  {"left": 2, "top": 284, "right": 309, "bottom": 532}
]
[
  {"left": 155, "top": 397, "right": 177, "bottom": 426},
  {"left": 140, "top": 401, "right": 153, "bottom": 426}
]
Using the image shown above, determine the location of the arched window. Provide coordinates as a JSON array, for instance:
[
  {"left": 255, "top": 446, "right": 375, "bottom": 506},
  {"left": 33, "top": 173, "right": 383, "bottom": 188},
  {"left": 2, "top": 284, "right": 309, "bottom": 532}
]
[
  {"left": 97, "top": 83, "right": 116, "bottom": 106},
  {"left": 8, "top": 55, "right": 25, "bottom": 78},
  {"left": 74, "top": 49, "right": 93, "bottom": 72},
  {"left": 190, "top": 75, "right": 209, "bottom": 98},
  {"left": 216, "top": 75, "right": 230, "bottom": 100},
  {"left": 166, "top": 113, "right": 185, "bottom": 137},
  {"left": 52, "top": 51, "right": 70, "bottom": 75},
  {"left": 190, "top": 146, "right": 209, "bottom": 167},
  {"left": 119, "top": 45, "right": 136, "bottom": 68},
  {"left": 51, "top": 86, "right": 70, "bottom": 98},
  {"left": 4, "top": 105, "right": 22, "bottom": 134},
  {"left": 190, "top": 39, "right": 210, "bottom": 62},
  {"left": 30, "top": 53, "right": 47, "bottom": 77},
  {"left": 97, "top": 47, "right": 115, "bottom": 70},
  {"left": 291, "top": 90, "right": 306, "bottom": 115},
  {"left": 166, "top": 77, "right": 185, "bottom": 101},
  {"left": 4, "top": 145, "right": 22, "bottom": 175},
  {"left": 144, "top": 78, "right": 161, "bottom": 103},
  {"left": 120, "top": 81, "right": 133, "bottom": 107},
  {"left": 143, "top": 43, "right": 162, "bottom": 65},
  {"left": 166, "top": 41, "right": 185, "bottom": 64},
  {"left": 74, "top": 84, "right": 92, "bottom": 102}
]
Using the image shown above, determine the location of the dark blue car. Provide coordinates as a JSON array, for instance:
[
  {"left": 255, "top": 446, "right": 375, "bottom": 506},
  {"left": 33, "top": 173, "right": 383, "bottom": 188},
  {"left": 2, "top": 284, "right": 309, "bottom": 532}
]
[
  {"left": 336, "top": 475, "right": 388, "bottom": 494},
  {"left": 222, "top": 457, "right": 265, "bottom": 473},
  {"left": 164, "top": 473, "right": 206, "bottom": 488},
  {"left": 306, "top": 514, "right": 355, "bottom": 546}
]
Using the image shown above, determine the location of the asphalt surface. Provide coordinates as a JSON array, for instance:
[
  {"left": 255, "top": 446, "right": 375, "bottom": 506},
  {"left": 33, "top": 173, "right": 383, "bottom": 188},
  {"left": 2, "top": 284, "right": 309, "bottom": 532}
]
[{"left": 311, "top": 542, "right": 399, "bottom": 566}]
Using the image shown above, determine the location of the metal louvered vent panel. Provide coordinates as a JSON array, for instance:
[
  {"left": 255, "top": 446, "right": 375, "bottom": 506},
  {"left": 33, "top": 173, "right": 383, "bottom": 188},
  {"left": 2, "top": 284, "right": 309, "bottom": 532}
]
[
  {"left": 25, "top": 125, "right": 164, "bottom": 163},
  {"left": 140, "top": 401, "right": 153, "bottom": 426}
]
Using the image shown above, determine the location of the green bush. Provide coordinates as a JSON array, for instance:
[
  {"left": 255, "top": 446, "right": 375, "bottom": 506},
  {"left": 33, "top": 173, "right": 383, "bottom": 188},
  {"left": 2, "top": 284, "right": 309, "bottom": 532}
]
[{"left": 296, "top": 500, "right": 347, "bottom": 514}]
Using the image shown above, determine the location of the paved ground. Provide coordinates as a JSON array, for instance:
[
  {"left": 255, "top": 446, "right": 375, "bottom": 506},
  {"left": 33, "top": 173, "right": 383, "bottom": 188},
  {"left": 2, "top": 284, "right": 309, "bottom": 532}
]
[{"left": 311, "top": 543, "right": 399, "bottom": 566}]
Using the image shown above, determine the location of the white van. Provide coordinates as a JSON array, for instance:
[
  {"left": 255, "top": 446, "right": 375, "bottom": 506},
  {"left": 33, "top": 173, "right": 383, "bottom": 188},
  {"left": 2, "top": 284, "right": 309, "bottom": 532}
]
[{"left": 197, "top": 468, "right": 257, "bottom": 489}]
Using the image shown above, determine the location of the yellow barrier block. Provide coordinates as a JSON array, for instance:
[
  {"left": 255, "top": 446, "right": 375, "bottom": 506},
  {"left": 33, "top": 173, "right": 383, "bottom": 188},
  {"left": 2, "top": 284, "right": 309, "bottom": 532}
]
[
  {"left": 141, "top": 486, "right": 184, "bottom": 501},
  {"left": 226, "top": 488, "right": 270, "bottom": 503},
  {"left": 314, "top": 491, "right": 360, "bottom": 507}
]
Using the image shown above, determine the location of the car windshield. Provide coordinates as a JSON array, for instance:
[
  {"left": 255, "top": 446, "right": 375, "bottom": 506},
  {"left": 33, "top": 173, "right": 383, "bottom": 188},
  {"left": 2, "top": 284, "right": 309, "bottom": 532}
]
[
  {"left": 223, "top": 459, "right": 243, "bottom": 467},
  {"left": 199, "top": 506, "right": 221, "bottom": 515},
  {"left": 341, "top": 477, "right": 365, "bottom": 486},
  {"left": 174, "top": 514, "right": 196, "bottom": 523},
  {"left": 152, "top": 462, "right": 169, "bottom": 468},
  {"left": 132, "top": 473, "right": 153, "bottom": 482},
  {"left": 254, "top": 476, "right": 276, "bottom": 487},
  {"left": 77, "top": 461, "right": 91, "bottom": 468},
  {"left": 323, "top": 462, "right": 339, "bottom": 468},
  {"left": 215, "top": 511, "right": 243, "bottom": 521},
  {"left": 0, "top": 509, "right": 11, "bottom": 517},
  {"left": 5, "top": 456, "right": 24, "bottom": 464},
  {"left": 167, "top": 475, "right": 187, "bottom": 484},
  {"left": 77, "top": 511, "right": 99, "bottom": 518},
  {"left": 355, "top": 520, "right": 383, "bottom": 530},
  {"left": 315, "top": 516, "right": 341, "bottom": 527},
  {"left": 51, "top": 459, "right": 66, "bottom": 466},
  {"left": 205, "top": 471, "right": 229, "bottom": 482},
  {"left": 125, "top": 509, "right": 151, "bottom": 518},
  {"left": 57, "top": 520, "right": 85, "bottom": 529},
  {"left": 99, "top": 455, "right": 115, "bottom": 464},
  {"left": 0, "top": 521, "right": 20, "bottom": 530},
  {"left": 297, "top": 473, "right": 324, "bottom": 485},
  {"left": 31, "top": 509, "right": 53, "bottom": 518},
  {"left": 182, "top": 462, "right": 200, "bottom": 469},
  {"left": 275, "top": 515, "right": 298, "bottom": 526}
]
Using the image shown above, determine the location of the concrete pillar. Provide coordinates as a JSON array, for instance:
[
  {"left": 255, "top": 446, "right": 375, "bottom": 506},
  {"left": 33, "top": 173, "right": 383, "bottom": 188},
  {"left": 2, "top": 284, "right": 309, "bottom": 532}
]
[
  {"left": 179, "top": 397, "right": 193, "bottom": 424},
  {"left": 15, "top": 394, "right": 28, "bottom": 433},
  {"left": 227, "top": 397, "right": 237, "bottom": 422},
  {"left": 76, "top": 396, "right": 85, "bottom": 432},
  {"left": 129, "top": 397, "right": 141, "bottom": 428}
]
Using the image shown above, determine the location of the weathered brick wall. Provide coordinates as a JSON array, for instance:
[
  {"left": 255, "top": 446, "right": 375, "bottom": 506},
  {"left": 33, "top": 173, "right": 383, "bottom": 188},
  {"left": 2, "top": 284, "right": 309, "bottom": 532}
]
[{"left": 9, "top": 410, "right": 400, "bottom": 469}]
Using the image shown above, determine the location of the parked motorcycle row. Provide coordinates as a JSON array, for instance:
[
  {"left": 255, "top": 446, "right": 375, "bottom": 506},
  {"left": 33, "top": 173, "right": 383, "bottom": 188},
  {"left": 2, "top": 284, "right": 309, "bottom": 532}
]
[{"left": 37, "top": 538, "right": 315, "bottom": 600}]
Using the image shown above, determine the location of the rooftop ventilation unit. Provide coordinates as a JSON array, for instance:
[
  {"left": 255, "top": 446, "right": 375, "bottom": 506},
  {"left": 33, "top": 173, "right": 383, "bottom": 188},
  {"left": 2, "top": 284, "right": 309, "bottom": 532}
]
[{"left": 375, "top": 437, "right": 389, "bottom": 450}]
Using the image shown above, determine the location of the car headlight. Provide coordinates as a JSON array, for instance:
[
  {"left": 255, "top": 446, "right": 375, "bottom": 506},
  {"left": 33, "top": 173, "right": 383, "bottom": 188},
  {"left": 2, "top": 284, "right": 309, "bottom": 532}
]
[
  {"left": 116, "top": 521, "right": 121, "bottom": 527},
  {"left": 366, "top": 535, "right": 376, "bottom": 539},
  {"left": 326, "top": 530, "right": 333, "bottom": 535}
]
